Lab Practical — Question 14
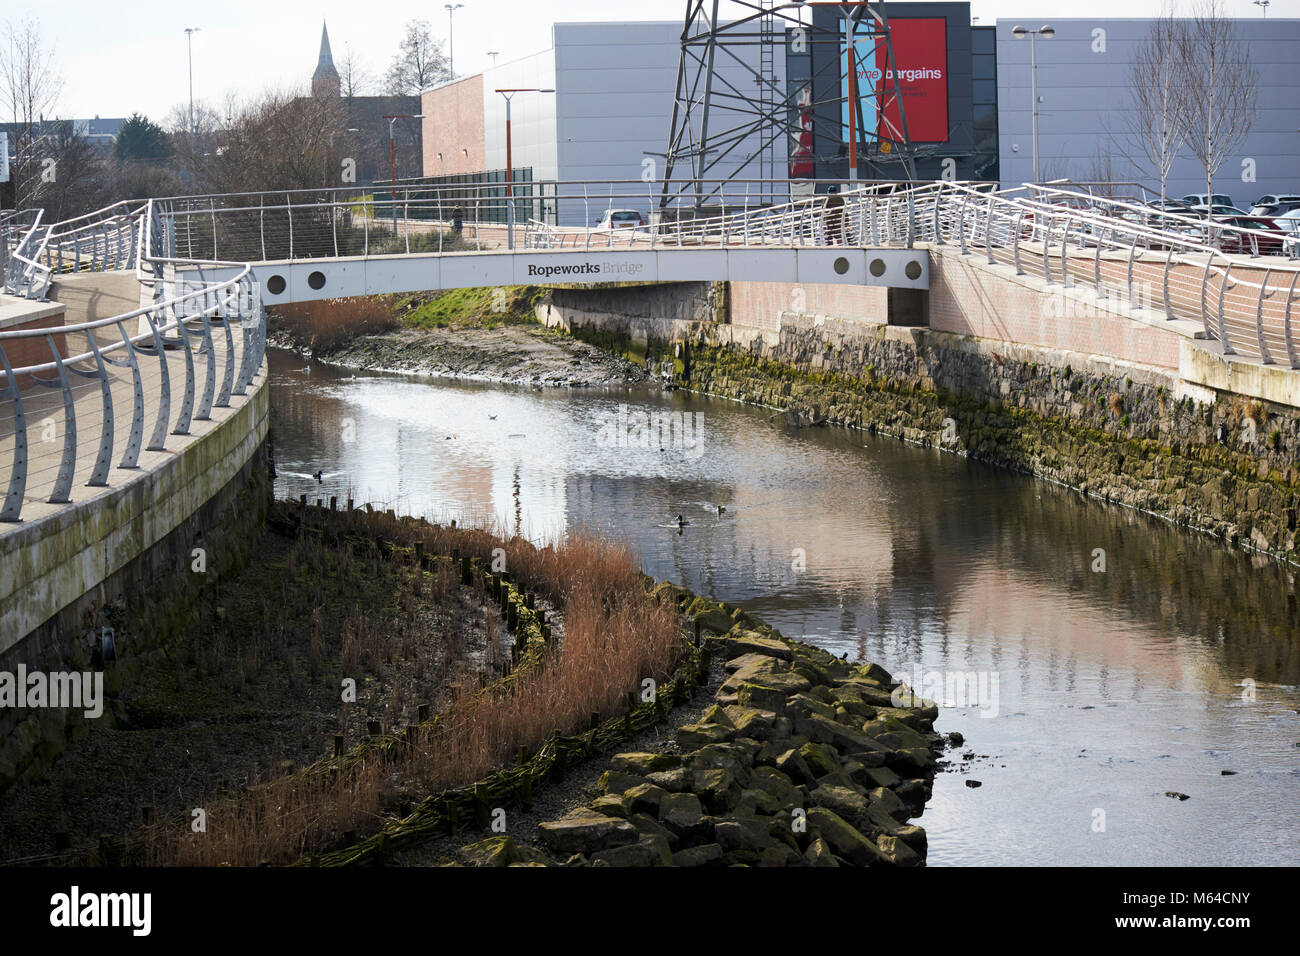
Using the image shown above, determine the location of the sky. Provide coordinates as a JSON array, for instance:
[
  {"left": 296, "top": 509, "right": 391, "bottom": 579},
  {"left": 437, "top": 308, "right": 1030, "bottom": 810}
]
[{"left": 7, "top": 0, "right": 1300, "bottom": 123}]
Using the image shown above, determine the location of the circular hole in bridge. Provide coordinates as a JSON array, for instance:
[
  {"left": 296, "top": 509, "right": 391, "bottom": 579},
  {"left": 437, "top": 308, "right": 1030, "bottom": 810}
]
[
  {"left": 266, "top": 274, "right": 286, "bottom": 295},
  {"left": 308, "top": 271, "right": 327, "bottom": 290},
  {"left": 905, "top": 260, "right": 923, "bottom": 281},
  {"left": 833, "top": 256, "right": 850, "bottom": 275},
  {"left": 869, "top": 258, "right": 887, "bottom": 277}
]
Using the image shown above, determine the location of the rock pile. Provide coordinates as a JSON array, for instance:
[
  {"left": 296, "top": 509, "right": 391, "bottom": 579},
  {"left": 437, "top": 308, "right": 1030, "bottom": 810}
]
[{"left": 468, "top": 620, "right": 942, "bottom": 867}]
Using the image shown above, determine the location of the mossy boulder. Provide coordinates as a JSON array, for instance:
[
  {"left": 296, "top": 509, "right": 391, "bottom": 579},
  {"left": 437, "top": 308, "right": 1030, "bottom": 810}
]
[
  {"left": 610, "top": 751, "right": 682, "bottom": 775},
  {"left": 598, "top": 770, "right": 650, "bottom": 795},
  {"left": 622, "top": 783, "right": 668, "bottom": 816},
  {"left": 723, "top": 630, "right": 793, "bottom": 661},
  {"left": 461, "top": 835, "right": 552, "bottom": 867},
  {"left": 806, "top": 807, "right": 888, "bottom": 867},
  {"left": 803, "top": 836, "right": 839, "bottom": 866},
  {"left": 658, "top": 792, "right": 706, "bottom": 836},
  {"left": 672, "top": 843, "right": 723, "bottom": 867},
  {"left": 675, "top": 721, "right": 733, "bottom": 749},
  {"left": 538, "top": 809, "right": 639, "bottom": 855},
  {"left": 685, "top": 597, "right": 733, "bottom": 635},
  {"left": 798, "top": 741, "right": 841, "bottom": 778}
]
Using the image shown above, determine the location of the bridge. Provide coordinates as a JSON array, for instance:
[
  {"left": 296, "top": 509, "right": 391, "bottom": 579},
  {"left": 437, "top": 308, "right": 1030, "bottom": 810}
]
[{"left": 2, "top": 177, "right": 1299, "bottom": 644}]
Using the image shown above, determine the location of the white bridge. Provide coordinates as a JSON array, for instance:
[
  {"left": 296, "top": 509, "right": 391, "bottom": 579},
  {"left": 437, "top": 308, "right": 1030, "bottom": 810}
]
[{"left": 1, "top": 178, "right": 1299, "bottom": 527}]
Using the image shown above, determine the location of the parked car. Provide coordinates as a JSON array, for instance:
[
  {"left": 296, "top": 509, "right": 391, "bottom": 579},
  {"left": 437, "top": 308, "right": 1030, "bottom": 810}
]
[
  {"left": 594, "top": 208, "right": 645, "bottom": 230},
  {"left": 1189, "top": 205, "right": 1286, "bottom": 255},
  {"left": 1249, "top": 194, "right": 1300, "bottom": 219},
  {"left": 1181, "top": 192, "right": 1235, "bottom": 208},
  {"left": 1277, "top": 209, "right": 1300, "bottom": 256}
]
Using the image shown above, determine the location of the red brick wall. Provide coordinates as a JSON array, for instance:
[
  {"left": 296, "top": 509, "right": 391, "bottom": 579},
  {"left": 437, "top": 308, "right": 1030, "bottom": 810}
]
[{"left": 421, "top": 76, "right": 485, "bottom": 177}]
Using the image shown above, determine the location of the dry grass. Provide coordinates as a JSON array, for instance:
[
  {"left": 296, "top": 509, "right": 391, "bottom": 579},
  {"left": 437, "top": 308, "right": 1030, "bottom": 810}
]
[{"left": 143, "top": 518, "right": 683, "bottom": 866}]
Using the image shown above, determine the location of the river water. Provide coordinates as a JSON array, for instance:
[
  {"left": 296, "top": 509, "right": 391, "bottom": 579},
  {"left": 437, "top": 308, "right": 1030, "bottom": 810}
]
[{"left": 268, "top": 348, "right": 1300, "bottom": 866}]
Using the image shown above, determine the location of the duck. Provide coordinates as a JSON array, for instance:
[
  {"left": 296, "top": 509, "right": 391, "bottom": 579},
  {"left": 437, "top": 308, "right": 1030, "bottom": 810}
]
[
  {"left": 717, "top": 505, "right": 726, "bottom": 515},
  {"left": 312, "top": 470, "right": 323, "bottom": 483},
  {"left": 676, "top": 514, "right": 689, "bottom": 528}
]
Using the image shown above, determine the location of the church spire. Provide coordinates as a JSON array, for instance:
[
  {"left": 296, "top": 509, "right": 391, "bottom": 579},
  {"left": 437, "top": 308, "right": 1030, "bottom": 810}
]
[{"left": 312, "top": 21, "right": 340, "bottom": 97}]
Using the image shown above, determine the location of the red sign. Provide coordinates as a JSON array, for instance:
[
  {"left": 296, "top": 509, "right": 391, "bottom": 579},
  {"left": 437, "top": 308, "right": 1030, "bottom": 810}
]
[{"left": 873, "top": 18, "right": 948, "bottom": 144}]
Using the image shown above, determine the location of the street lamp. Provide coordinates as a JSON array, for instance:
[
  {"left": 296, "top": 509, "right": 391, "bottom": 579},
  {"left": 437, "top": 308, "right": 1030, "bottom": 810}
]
[
  {"left": 383, "top": 114, "right": 425, "bottom": 232},
  {"left": 445, "top": 4, "right": 464, "bottom": 80},
  {"left": 495, "top": 88, "right": 554, "bottom": 250},
  {"left": 487, "top": 51, "right": 499, "bottom": 66},
  {"left": 1011, "top": 24, "right": 1054, "bottom": 183},
  {"left": 1253, "top": 0, "right": 1270, "bottom": 15},
  {"left": 184, "top": 27, "right": 201, "bottom": 135}
]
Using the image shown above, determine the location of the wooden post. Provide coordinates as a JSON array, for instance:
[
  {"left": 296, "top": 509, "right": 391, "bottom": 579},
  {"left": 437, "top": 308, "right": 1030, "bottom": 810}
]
[
  {"left": 333, "top": 734, "right": 344, "bottom": 757},
  {"left": 418, "top": 703, "right": 430, "bottom": 723},
  {"left": 299, "top": 494, "right": 307, "bottom": 508},
  {"left": 329, "top": 495, "right": 337, "bottom": 511},
  {"left": 347, "top": 498, "right": 354, "bottom": 512},
  {"left": 367, "top": 719, "right": 382, "bottom": 737}
]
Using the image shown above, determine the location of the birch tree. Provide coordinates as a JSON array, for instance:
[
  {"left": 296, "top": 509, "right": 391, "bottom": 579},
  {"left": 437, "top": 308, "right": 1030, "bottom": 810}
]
[
  {"left": 1180, "top": 0, "right": 1258, "bottom": 203},
  {"left": 1125, "top": 6, "right": 1193, "bottom": 207}
]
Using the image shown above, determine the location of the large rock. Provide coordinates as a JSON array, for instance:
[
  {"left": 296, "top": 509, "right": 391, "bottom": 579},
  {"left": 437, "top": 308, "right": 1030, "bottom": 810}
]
[
  {"left": 803, "top": 836, "right": 839, "bottom": 867},
  {"left": 875, "top": 834, "right": 923, "bottom": 867},
  {"left": 675, "top": 721, "right": 733, "bottom": 749},
  {"left": 798, "top": 741, "right": 841, "bottom": 778},
  {"left": 737, "top": 681, "right": 790, "bottom": 713},
  {"left": 622, "top": 783, "right": 668, "bottom": 816},
  {"left": 775, "top": 747, "right": 816, "bottom": 785},
  {"left": 723, "top": 704, "right": 780, "bottom": 739},
  {"left": 646, "top": 767, "right": 691, "bottom": 792},
  {"left": 810, "top": 784, "right": 871, "bottom": 828},
  {"left": 723, "top": 630, "right": 794, "bottom": 661},
  {"left": 461, "top": 836, "right": 552, "bottom": 867},
  {"left": 806, "top": 807, "right": 888, "bottom": 867},
  {"left": 598, "top": 770, "right": 650, "bottom": 795},
  {"left": 610, "top": 752, "right": 681, "bottom": 775},
  {"left": 658, "top": 792, "right": 706, "bottom": 836},
  {"left": 686, "top": 597, "right": 733, "bottom": 635},
  {"left": 592, "top": 834, "right": 671, "bottom": 867},
  {"left": 538, "top": 809, "right": 639, "bottom": 855},
  {"left": 672, "top": 843, "right": 724, "bottom": 867}
]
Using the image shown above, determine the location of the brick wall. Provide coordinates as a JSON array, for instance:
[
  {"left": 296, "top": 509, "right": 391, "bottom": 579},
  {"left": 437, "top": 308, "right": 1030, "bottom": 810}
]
[{"left": 421, "top": 76, "right": 486, "bottom": 177}]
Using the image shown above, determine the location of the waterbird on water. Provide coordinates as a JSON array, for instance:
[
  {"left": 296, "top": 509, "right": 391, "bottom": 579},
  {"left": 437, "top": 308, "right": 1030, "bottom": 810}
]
[
  {"left": 313, "top": 470, "right": 323, "bottom": 483},
  {"left": 676, "top": 514, "right": 689, "bottom": 528}
]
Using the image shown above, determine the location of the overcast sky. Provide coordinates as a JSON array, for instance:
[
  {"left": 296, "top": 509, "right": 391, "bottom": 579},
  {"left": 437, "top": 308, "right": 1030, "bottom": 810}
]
[{"left": 7, "top": 0, "right": 1299, "bottom": 122}]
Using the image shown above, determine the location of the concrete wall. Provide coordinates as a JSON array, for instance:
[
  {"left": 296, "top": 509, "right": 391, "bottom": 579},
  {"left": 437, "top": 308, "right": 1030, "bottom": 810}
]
[
  {"left": 422, "top": 75, "right": 486, "bottom": 177},
  {"left": 996, "top": 17, "right": 1300, "bottom": 202}
]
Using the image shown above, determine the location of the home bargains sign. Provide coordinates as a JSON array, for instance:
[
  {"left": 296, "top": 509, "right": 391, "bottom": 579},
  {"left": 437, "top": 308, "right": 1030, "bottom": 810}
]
[{"left": 841, "top": 17, "right": 949, "bottom": 145}]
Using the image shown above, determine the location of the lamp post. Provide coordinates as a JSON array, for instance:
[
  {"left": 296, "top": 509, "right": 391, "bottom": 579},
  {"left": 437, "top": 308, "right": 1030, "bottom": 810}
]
[
  {"left": 1253, "top": 0, "right": 1270, "bottom": 15},
  {"left": 445, "top": 4, "right": 464, "bottom": 79},
  {"left": 383, "top": 114, "right": 425, "bottom": 233},
  {"left": 184, "top": 27, "right": 201, "bottom": 135},
  {"left": 495, "top": 88, "right": 554, "bottom": 250},
  {"left": 487, "top": 51, "right": 499, "bottom": 66},
  {"left": 1011, "top": 24, "right": 1054, "bottom": 183}
]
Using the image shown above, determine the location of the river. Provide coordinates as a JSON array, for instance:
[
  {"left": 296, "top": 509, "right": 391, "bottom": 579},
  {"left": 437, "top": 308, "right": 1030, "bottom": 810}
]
[{"left": 267, "top": 348, "right": 1300, "bottom": 866}]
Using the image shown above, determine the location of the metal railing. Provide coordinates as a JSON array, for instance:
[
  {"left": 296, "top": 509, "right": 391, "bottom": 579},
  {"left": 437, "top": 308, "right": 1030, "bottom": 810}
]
[{"left": 0, "top": 199, "right": 266, "bottom": 522}]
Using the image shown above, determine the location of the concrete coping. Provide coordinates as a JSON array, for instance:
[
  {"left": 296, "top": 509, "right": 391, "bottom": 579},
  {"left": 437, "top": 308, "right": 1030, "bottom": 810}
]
[{"left": 0, "top": 294, "right": 65, "bottom": 331}]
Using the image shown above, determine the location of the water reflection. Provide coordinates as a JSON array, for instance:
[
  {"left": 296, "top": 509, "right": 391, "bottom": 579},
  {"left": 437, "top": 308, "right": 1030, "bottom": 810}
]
[{"left": 270, "top": 350, "right": 1300, "bottom": 866}]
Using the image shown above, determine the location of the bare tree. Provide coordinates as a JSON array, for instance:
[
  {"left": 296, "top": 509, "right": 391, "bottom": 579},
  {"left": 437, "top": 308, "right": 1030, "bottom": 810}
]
[
  {"left": 1180, "top": 0, "right": 1258, "bottom": 203},
  {"left": 1123, "top": 5, "right": 1193, "bottom": 207},
  {"left": 0, "top": 17, "right": 64, "bottom": 208},
  {"left": 385, "top": 19, "right": 450, "bottom": 95},
  {"left": 338, "top": 44, "right": 374, "bottom": 99}
]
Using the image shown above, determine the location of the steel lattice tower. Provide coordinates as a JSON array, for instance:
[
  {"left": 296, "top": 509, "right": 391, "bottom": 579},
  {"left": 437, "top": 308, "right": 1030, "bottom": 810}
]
[{"left": 659, "top": 0, "right": 918, "bottom": 211}]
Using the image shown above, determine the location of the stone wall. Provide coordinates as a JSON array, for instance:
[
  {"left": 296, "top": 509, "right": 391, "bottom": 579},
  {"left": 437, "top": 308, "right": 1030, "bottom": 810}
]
[{"left": 0, "top": 371, "right": 272, "bottom": 792}]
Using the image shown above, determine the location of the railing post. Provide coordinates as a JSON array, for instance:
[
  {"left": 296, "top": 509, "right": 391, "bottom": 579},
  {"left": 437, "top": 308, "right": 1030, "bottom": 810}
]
[
  {"left": 1042, "top": 213, "right": 1054, "bottom": 285},
  {"left": 1283, "top": 272, "right": 1299, "bottom": 369},
  {"left": 1256, "top": 268, "right": 1275, "bottom": 365},
  {"left": 1126, "top": 233, "right": 1140, "bottom": 309},
  {"left": 286, "top": 193, "right": 294, "bottom": 259},
  {"left": 0, "top": 347, "right": 28, "bottom": 521},
  {"left": 1162, "top": 249, "right": 1175, "bottom": 320},
  {"left": 957, "top": 193, "right": 968, "bottom": 255},
  {"left": 1217, "top": 261, "right": 1235, "bottom": 355},
  {"left": 1012, "top": 211, "right": 1026, "bottom": 275},
  {"left": 1059, "top": 216, "right": 1072, "bottom": 288},
  {"left": 984, "top": 196, "right": 995, "bottom": 265},
  {"left": 332, "top": 191, "right": 339, "bottom": 257}
]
